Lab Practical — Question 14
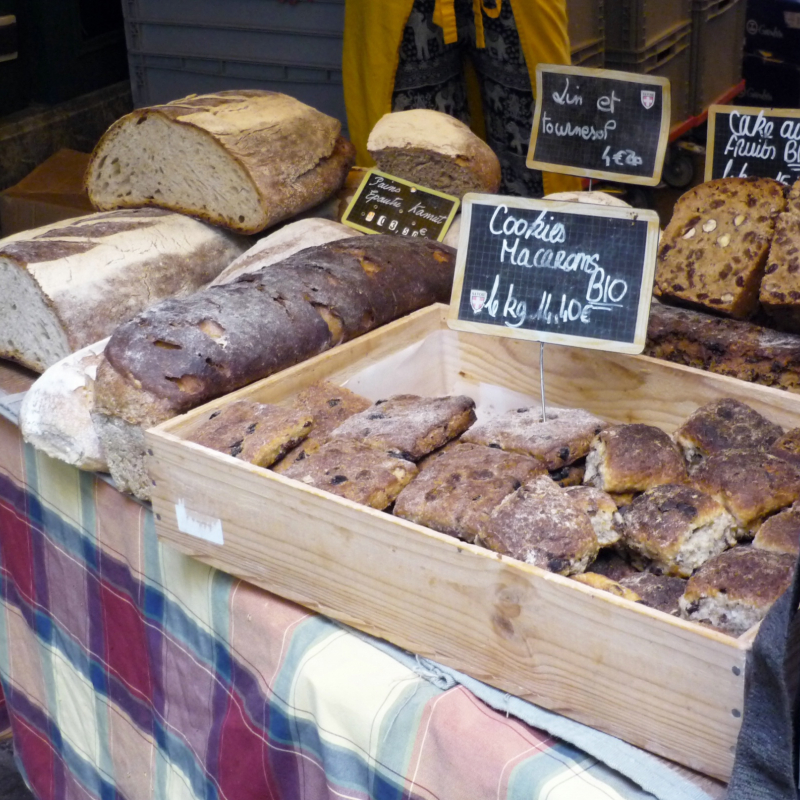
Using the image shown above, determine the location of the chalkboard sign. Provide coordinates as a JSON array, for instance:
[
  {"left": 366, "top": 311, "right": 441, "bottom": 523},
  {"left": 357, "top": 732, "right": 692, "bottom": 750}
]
[
  {"left": 447, "top": 194, "right": 660, "bottom": 354},
  {"left": 341, "top": 169, "right": 459, "bottom": 241},
  {"left": 527, "top": 64, "right": 671, "bottom": 186},
  {"left": 706, "top": 105, "right": 800, "bottom": 184}
]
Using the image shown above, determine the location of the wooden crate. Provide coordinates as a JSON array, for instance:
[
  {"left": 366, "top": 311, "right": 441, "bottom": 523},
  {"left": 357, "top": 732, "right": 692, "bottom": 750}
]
[{"left": 147, "top": 303, "right": 800, "bottom": 781}]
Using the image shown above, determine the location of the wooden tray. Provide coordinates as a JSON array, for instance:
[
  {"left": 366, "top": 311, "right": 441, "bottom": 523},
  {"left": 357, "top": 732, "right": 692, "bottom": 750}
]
[{"left": 147, "top": 304, "right": 800, "bottom": 780}]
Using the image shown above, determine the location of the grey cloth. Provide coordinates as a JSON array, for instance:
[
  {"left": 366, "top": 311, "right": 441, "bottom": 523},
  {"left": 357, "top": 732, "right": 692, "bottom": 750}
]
[{"left": 727, "top": 550, "right": 800, "bottom": 800}]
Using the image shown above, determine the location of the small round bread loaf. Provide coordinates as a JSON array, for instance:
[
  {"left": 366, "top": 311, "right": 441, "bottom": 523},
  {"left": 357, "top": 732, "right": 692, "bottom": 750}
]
[
  {"left": 619, "top": 484, "right": 738, "bottom": 577},
  {"left": 770, "top": 428, "right": 800, "bottom": 469},
  {"left": 679, "top": 546, "right": 795, "bottom": 636},
  {"left": 619, "top": 572, "right": 687, "bottom": 615},
  {"left": 675, "top": 398, "right": 783, "bottom": 465},
  {"left": 482, "top": 475, "right": 599, "bottom": 575},
  {"left": 692, "top": 449, "right": 800, "bottom": 530},
  {"left": 367, "top": 110, "right": 501, "bottom": 197},
  {"left": 571, "top": 573, "right": 641, "bottom": 601},
  {"left": 544, "top": 190, "right": 631, "bottom": 208},
  {"left": 564, "top": 486, "right": 621, "bottom": 546},
  {"left": 753, "top": 505, "right": 800, "bottom": 556},
  {"left": 584, "top": 424, "right": 687, "bottom": 493}
]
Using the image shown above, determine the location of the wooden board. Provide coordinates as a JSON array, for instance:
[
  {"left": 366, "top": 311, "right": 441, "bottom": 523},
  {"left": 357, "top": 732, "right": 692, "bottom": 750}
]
[{"left": 144, "top": 304, "right": 800, "bottom": 780}]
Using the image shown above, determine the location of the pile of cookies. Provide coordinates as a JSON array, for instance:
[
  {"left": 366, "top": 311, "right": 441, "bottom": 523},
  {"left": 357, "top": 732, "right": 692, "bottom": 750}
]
[{"left": 184, "top": 385, "right": 800, "bottom": 637}]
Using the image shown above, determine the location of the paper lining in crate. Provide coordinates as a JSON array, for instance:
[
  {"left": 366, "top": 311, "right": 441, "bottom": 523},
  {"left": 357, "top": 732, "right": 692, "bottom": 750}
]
[{"left": 146, "top": 303, "right": 800, "bottom": 781}]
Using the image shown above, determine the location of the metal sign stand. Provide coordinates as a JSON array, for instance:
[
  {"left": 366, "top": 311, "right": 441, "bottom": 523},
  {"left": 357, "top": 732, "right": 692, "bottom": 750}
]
[{"left": 540, "top": 343, "right": 547, "bottom": 422}]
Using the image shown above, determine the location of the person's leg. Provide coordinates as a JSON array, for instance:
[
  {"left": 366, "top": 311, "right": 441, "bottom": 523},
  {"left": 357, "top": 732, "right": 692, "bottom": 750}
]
[
  {"left": 391, "top": 0, "right": 471, "bottom": 124},
  {"left": 468, "top": 1, "right": 544, "bottom": 197}
]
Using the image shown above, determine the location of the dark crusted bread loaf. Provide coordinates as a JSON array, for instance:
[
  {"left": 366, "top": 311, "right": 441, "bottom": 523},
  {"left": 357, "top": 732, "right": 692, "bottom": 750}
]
[
  {"left": 645, "top": 301, "right": 800, "bottom": 392},
  {"left": 86, "top": 90, "right": 355, "bottom": 234},
  {"left": 93, "top": 236, "right": 456, "bottom": 499},
  {"left": 760, "top": 209, "right": 800, "bottom": 330},
  {"left": 655, "top": 177, "right": 785, "bottom": 319}
]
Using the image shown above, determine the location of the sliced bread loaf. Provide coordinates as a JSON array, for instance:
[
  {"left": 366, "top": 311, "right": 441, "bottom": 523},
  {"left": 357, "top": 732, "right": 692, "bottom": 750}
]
[
  {"left": 0, "top": 208, "right": 248, "bottom": 372},
  {"left": 367, "top": 109, "right": 501, "bottom": 197},
  {"left": 86, "top": 90, "right": 355, "bottom": 234}
]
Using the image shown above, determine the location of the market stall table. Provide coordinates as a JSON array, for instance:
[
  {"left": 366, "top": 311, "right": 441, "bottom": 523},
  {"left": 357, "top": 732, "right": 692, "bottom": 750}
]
[{"left": 0, "top": 360, "right": 725, "bottom": 800}]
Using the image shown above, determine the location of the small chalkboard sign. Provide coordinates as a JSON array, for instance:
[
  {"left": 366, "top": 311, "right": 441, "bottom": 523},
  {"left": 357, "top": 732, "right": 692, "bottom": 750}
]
[
  {"left": 447, "top": 194, "right": 660, "bottom": 354},
  {"left": 706, "top": 105, "right": 800, "bottom": 184},
  {"left": 341, "top": 169, "right": 459, "bottom": 241},
  {"left": 527, "top": 64, "right": 670, "bottom": 186}
]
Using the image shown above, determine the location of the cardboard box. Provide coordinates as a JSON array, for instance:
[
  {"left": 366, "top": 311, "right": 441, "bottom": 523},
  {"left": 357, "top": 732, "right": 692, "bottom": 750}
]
[
  {"left": 745, "top": 0, "right": 800, "bottom": 63},
  {"left": 740, "top": 52, "right": 800, "bottom": 108},
  {"left": 0, "top": 149, "right": 94, "bottom": 237},
  {"left": 147, "top": 304, "right": 800, "bottom": 780}
]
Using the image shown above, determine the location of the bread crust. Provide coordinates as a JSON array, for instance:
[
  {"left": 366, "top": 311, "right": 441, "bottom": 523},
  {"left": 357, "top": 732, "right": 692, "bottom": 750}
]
[{"left": 86, "top": 91, "right": 355, "bottom": 234}]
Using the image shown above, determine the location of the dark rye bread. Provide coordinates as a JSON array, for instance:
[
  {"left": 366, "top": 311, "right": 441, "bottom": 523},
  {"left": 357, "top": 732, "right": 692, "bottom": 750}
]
[
  {"left": 93, "top": 236, "right": 456, "bottom": 499},
  {"left": 655, "top": 177, "right": 785, "bottom": 319},
  {"left": 645, "top": 302, "right": 800, "bottom": 392}
]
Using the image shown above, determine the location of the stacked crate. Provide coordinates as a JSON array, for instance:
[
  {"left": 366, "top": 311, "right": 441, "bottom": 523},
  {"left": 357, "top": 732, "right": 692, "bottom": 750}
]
[{"left": 568, "top": 0, "right": 604, "bottom": 68}]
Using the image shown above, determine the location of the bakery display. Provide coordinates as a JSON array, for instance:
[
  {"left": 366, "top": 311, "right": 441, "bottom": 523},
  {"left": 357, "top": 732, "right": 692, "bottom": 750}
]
[
  {"left": 655, "top": 177, "right": 785, "bottom": 320},
  {"left": 280, "top": 438, "right": 418, "bottom": 510},
  {"left": 393, "top": 442, "right": 544, "bottom": 544},
  {"left": 691, "top": 449, "right": 800, "bottom": 530},
  {"left": 86, "top": 91, "right": 355, "bottom": 234},
  {"left": 92, "top": 236, "right": 456, "bottom": 499},
  {"left": 367, "top": 109, "right": 501, "bottom": 197},
  {"left": 329, "top": 394, "right": 476, "bottom": 461},
  {"left": 184, "top": 400, "right": 313, "bottom": 467},
  {"left": 675, "top": 398, "right": 784, "bottom": 464},
  {"left": 618, "top": 484, "right": 738, "bottom": 577},
  {"left": 753, "top": 505, "right": 800, "bottom": 556},
  {"left": 0, "top": 208, "right": 248, "bottom": 372},
  {"left": 679, "top": 546, "right": 796, "bottom": 635},
  {"left": 461, "top": 406, "right": 605, "bottom": 469},
  {"left": 481, "top": 475, "right": 599, "bottom": 575},
  {"left": 584, "top": 424, "right": 687, "bottom": 493}
]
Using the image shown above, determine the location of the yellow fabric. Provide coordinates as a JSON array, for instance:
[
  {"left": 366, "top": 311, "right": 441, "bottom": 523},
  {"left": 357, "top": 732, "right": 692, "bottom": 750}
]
[{"left": 342, "top": 0, "right": 582, "bottom": 193}]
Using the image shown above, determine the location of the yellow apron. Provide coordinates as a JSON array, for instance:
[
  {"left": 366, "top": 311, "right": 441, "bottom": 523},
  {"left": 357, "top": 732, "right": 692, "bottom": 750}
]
[{"left": 342, "top": 0, "right": 582, "bottom": 195}]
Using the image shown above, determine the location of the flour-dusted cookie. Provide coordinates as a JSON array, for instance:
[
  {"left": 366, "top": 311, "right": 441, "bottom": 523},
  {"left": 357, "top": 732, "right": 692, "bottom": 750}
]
[
  {"left": 618, "top": 572, "right": 687, "bottom": 615},
  {"left": 571, "top": 573, "right": 641, "bottom": 601},
  {"left": 461, "top": 406, "right": 606, "bottom": 469},
  {"left": 619, "top": 484, "right": 738, "bottom": 577},
  {"left": 584, "top": 424, "right": 687, "bottom": 493},
  {"left": 281, "top": 438, "right": 418, "bottom": 509},
  {"left": 272, "top": 381, "right": 372, "bottom": 474},
  {"left": 692, "top": 449, "right": 800, "bottom": 530},
  {"left": 770, "top": 428, "right": 800, "bottom": 469},
  {"left": 564, "top": 486, "right": 622, "bottom": 547},
  {"left": 393, "top": 442, "right": 545, "bottom": 543},
  {"left": 330, "top": 394, "right": 476, "bottom": 461},
  {"left": 482, "top": 475, "right": 599, "bottom": 575},
  {"left": 675, "top": 398, "right": 783, "bottom": 465},
  {"left": 185, "top": 399, "right": 313, "bottom": 467},
  {"left": 753, "top": 505, "right": 800, "bottom": 556},
  {"left": 679, "top": 546, "right": 795, "bottom": 635},
  {"left": 655, "top": 177, "right": 785, "bottom": 319}
]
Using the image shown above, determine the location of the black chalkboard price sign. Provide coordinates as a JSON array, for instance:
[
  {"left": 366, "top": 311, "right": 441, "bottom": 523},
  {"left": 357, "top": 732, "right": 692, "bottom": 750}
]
[
  {"left": 706, "top": 105, "right": 800, "bottom": 184},
  {"left": 527, "top": 64, "right": 671, "bottom": 186},
  {"left": 447, "top": 194, "right": 660, "bottom": 354},
  {"left": 341, "top": 169, "right": 460, "bottom": 241}
]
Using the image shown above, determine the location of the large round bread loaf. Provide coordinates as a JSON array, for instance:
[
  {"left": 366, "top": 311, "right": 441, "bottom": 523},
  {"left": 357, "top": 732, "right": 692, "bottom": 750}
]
[
  {"left": 0, "top": 208, "right": 248, "bottom": 372},
  {"left": 86, "top": 90, "right": 355, "bottom": 234}
]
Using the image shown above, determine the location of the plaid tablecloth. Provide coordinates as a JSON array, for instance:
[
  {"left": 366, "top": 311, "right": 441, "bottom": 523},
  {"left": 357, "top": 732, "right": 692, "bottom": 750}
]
[{"left": 0, "top": 363, "right": 724, "bottom": 800}]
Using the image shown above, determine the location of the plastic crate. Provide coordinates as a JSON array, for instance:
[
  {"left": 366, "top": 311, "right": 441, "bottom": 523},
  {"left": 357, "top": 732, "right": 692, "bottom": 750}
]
[
  {"left": 567, "top": 0, "right": 604, "bottom": 54},
  {"left": 572, "top": 38, "right": 605, "bottom": 68},
  {"left": 690, "top": 0, "right": 746, "bottom": 115},
  {"left": 606, "top": 23, "right": 693, "bottom": 127},
  {"left": 129, "top": 52, "right": 347, "bottom": 130},
  {"left": 604, "top": 0, "right": 692, "bottom": 51}
]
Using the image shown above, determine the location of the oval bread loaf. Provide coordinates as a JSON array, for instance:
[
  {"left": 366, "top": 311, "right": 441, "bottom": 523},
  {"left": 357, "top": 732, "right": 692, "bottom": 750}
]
[
  {"left": 0, "top": 208, "right": 249, "bottom": 372},
  {"left": 92, "top": 235, "right": 457, "bottom": 499},
  {"left": 86, "top": 90, "right": 355, "bottom": 234}
]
